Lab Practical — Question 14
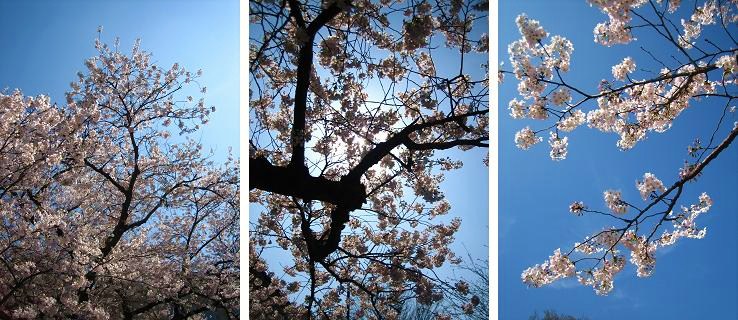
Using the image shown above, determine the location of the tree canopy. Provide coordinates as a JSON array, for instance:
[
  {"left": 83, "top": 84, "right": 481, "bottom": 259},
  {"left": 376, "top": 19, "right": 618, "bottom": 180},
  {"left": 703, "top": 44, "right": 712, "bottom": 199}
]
[{"left": 249, "top": 0, "right": 489, "bottom": 318}]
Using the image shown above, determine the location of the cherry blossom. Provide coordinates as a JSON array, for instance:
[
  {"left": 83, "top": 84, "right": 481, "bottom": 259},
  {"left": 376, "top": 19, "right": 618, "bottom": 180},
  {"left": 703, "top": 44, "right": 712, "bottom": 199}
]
[
  {"left": 588, "top": 0, "right": 647, "bottom": 45},
  {"left": 611, "top": 56, "right": 636, "bottom": 80},
  {"left": 636, "top": 172, "right": 666, "bottom": 200},
  {"left": 514, "top": 127, "right": 542, "bottom": 150},
  {"left": 603, "top": 190, "right": 628, "bottom": 214},
  {"left": 547, "top": 132, "right": 568, "bottom": 161}
]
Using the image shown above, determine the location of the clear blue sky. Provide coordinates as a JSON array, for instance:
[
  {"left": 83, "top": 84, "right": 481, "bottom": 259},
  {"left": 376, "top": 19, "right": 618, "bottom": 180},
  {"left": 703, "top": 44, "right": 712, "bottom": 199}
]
[
  {"left": 500, "top": 1, "right": 738, "bottom": 319},
  {"left": 0, "top": 0, "right": 239, "bottom": 159}
]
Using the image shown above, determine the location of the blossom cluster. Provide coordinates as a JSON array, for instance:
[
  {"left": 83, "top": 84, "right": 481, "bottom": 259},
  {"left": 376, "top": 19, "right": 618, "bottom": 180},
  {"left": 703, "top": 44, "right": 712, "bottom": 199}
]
[
  {"left": 636, "top": 172, "right": 666, "bottom": 200},
  {"left": 521, "top": 249, "right": 575, "bottom": 288},
  {"left": 611, "top": 56, "right": 636, "bottom": 81},
  {"left": 587, "top": 0, "right": 647, "bottom": 45},
  {"left": 678, "top": 0, "right": 718, "bottom": 48},
  {"left": 508, "top": 15, "right": 577, "bottom": 159},
  {"left": 514, "top": 126, "right": 542, "bottom": 149}
]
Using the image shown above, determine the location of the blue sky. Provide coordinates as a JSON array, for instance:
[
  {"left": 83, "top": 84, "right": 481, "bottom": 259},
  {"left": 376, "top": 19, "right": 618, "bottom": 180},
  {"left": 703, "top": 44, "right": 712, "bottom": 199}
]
[
  {"left": 0, "top": 0, "right": 239, "bottom": 159},
  {"left": 499, "top": 1, "right": 738, "bottom": 319}
]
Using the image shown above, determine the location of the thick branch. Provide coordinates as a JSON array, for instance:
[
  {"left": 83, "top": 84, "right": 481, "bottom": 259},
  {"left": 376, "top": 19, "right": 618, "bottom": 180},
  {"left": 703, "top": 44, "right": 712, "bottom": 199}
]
[
  {"left": 405, "top": 138, "right": 489, "bottom": 150},
  {"left": 288, "top": 0, "right": 348, "bottom": 170},
  {"left": 250, "top": 156, "right": 365, "bottom": 209}
]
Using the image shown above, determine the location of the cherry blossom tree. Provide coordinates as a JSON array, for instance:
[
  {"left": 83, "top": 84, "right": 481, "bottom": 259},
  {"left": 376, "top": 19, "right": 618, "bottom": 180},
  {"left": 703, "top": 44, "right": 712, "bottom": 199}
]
[
  {"left": 503, "top": 0, "right": 737, "bottom": 295},
  {"left": 0, "top": 37, "right": 239, "bottom": 319},
  {"left": 249, "top": 0, "right": 489, "bottom": 318}
]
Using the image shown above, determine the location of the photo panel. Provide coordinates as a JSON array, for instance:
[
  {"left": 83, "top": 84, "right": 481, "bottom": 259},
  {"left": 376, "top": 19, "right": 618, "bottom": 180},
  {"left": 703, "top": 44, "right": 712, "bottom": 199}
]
[
  {"left": 248, "top": 0, "right": 490, "bottom": 319},
  {"left": 499, "top": 0, "right": 738, "bottom": 319},
  {"left": 0, "top": 1, "right": 239, "bottom": 318}
]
